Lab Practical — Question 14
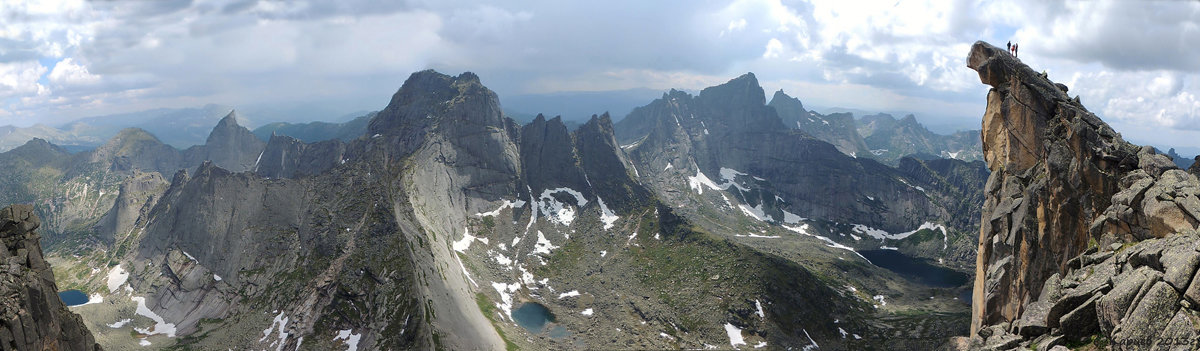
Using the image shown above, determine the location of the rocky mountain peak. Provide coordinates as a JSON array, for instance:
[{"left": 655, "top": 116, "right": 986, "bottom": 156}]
[
  {"left": 10, "top": 138, "right": 69, "bottom": 164},
  {"left": 966, "top": 40, "right": 1200, "bottom": 348},
  {"left": 698, "top": 72, "right": 766, "bottom": 110},
  {"left": 368, "top": 70, "right": 501, "bottom": 134},
  {"left": 770, "top": 89, "right": 804, "bottom": 112},
  {"left": 519, "top": 113, "right": 587, "bottom": 194},
  {"left": 205, "top": 110, "right": 250, "bottom": 143},
  {"left": 189, "top": 109, "right": 265, "bottom": 172},
  {"left": 214, "top": 110, "right": 240, "bottom": 127}
]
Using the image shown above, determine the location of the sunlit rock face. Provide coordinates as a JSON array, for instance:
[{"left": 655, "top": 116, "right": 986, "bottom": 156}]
[{"left": 967, "top": 40, "right": 1200, "bottom": 350}]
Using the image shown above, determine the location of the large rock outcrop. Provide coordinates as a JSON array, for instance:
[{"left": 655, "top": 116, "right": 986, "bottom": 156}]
[
  {"left": 967, "top": 40, "right": 1200, "bottom": 350},
  {"left": 0, "top": 204, "right": 102, "bottom": 351}
]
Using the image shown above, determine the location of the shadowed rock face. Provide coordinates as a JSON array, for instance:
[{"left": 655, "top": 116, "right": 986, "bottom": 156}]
[
  {"left": 966, "top": 40, "right": 1200, "bottom": 350},
  {"left": 0, "top": 204, "right": 102, "bottom": 351}
]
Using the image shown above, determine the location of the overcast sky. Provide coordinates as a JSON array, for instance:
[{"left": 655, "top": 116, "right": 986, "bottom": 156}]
[{"left": 2, "top": 0, "right": 1199, "bottom": 150}]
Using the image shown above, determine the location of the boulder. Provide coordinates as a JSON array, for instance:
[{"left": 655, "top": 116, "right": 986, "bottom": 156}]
[
  {"left": 1152, "top": 309, "right": 1198, "bottom": 350},
  {"left": 1016, "top": 300, "right": 1051, "bottom": 337},
  {"left": 1161, "top": 241, "right": 1200, "bottom": 292},
  {"left": 1137, "top": 146, "right": 1177, "bottom": 178},
  {"left": 1110, "top": 281, "right": 1180, "bottom": 348},
  {"left": 1187, "top": 266, "right": 1200, "bottom": 306},
  {"left": 1058, "top": 292, "right": 1101, "bottom": 343},
  {"left": 1097, "top": 266, "right": 1160, "bottom": 335}
]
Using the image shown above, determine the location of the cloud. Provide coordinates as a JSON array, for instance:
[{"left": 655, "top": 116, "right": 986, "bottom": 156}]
[
  {"left": 0, "top": 0, "right": 1196, "bottom": 150},
  {"left": 1065, "top": 70, "right": 1200, "bottom": 130},
  {"left": 47, "top": 57, "right": 99, "bottom": 86},
  {"left": 762, "top": 38, "right": 783, "bottom": 58},
  {"left": 1005, "top": 1, "right": 1200, "bottom": 72},
  {"left": 0, "top": 61, "right": 48, "bottom": 99}
]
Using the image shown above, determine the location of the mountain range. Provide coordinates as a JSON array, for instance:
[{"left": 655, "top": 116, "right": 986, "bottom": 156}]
[
  {"left": 6, "top": 40, "right": 1200, "bottom": 351},
  {"left": 0, "top": 67, "right": 1001, "bottom": 350}
]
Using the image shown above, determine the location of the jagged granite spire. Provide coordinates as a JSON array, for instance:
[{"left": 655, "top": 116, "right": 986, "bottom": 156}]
[{"left": 966, "top": 40, "right": 1200, "bottom": 348}]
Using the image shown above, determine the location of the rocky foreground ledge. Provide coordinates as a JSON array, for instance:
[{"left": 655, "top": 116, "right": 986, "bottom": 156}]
[
  {"left": 966, "top": 41, "right": 1200, "bottom": 350},
  {"left": 0, "top": 204, "right": 102, "bottom": 350}
]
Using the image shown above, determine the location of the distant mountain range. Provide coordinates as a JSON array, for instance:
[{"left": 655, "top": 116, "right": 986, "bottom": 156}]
[{"left": 0, "top": 104, "right": 234, "bottom": 151}]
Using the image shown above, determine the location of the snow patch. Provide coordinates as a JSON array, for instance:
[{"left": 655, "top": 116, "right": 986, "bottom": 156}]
[
  {"left": 664, "top": 163, "right": 673, "bottom": 171},
  {"left": 782, "top": 210, "right": 805, "bottom": 224},
  {"left": 801, "top": 329, "right": 819, "bottom": 351},
  {"left": 880, "top": 246, "right": 898, "bottom": 250},
  {"left": 213, "top": 274, "right": 222, "bottom": 281},
  {"left": 873, "top": 295, "right": 888, "bottom": 307},
  {"left": 735, "top": 233, "right": 781, "bottom": 239},
  {"left": 334, "top": 329, "right": 361, "bottom": 351},
  {"left": 491, "top": 250, "right": 513, "bottom": 266},
  {"left": 131, "top": 296, "right": 177, "bottom": 337},
  {"left": 538, "top": 188, "right": 588, "bottom": 226},
  {"left": 107, "top": 319, "right": 132, "bottom": 328},
  {"left": 532, "top": 231, "right": 560, "bottom": 256},
  {"left": 597, "top": 197, "right": 619, "bottom": 230},
  {"left": 455, "top": 253, "right": 478, "bottom": 287},
  {"left": 106, "top": 265, "right": 129, "bottom": 293},
  {"left": 724, "top": 323, "right": 746, "bottom": 347},
  {"left": 581, "top": 308, "right": 593, "bottom": 316},
  {"left": 737, "top": 203, "right": 774, "bottom": 222},
  {"left": 755, "top": 300, "right": 765, "bottom": 319},
  {"left": 81, "top": 293, "right": 103, "bottom": 305},
  {"left": 898, "top": 178, "right": 927, "bottom": 194},
  {"left": 558, "top": 290, "right": 580, "bottom": 299},
  {"left": 718, "top": 167, "right": 750, "bottom": 192},
  {"left": 452, "top": 228, "right": 477, "bottom": 253},
  {"left": 785, "top": 224, "right": 871, "bottom": 263},
  {"left": 687, "top": 170, "right": 723, "bottom": 194},
  {"left": 475, "top": 199, "right": 526, "bottom": 217},
  {"left": 600, "top": 250, "right": 607, "bottom": 257},
  {"left": 492, "top": 282, "right": 520, "bottom": 320},
  {"left": 892, "top": 222, "right": 947, "bottom": 241}
]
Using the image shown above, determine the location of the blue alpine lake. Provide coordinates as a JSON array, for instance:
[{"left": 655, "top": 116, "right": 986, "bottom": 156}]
[
  {"left": 511, "top": 302, "right": 555, "bottom": 333},
  {"left": 58, "top": 289, "right": 89, "bottom": 306},
  {"left": 859, "top": 249, "right": 970, "bottom": 288}
]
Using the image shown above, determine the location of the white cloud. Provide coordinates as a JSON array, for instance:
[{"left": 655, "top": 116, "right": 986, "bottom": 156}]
[
  {"left": 1066, "top": 70, "right": 1200, "bottom": 130},
  {"left": 762, "top": 38, "right": 784, "bottom": 58},
  {"left": 47, "top": 58, "right": 99, "bottom": 86},
  {"left": 0, "top": 61, "right": 48, "bottom": 99}
]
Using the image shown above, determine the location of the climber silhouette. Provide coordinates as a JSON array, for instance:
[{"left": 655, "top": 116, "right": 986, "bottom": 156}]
[
  {"left": 1014, "top": 43, "right": 1018, "bottom": 58},
  {"left": 1007, "top": 41, "right": 1011, "bottom": 53}
]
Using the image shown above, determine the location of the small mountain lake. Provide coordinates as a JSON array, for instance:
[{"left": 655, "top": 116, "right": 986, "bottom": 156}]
[
  {"left": 511, "top": 302, "right": 571, "bottom": 339},
  {"left": 859, "top": 249, "right": 970, "bottom": 288},
  {"left": 58, "top": 289, "right": 89, "bottom": 306},
  {"left": 512, "top": 302, "right": 555, "bottom": 333}
]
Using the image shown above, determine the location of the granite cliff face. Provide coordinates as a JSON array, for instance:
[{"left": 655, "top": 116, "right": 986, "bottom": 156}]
[
  {"left": 0, "top": 204, "right": 101, "bottom": 351},
  {"left": 967, "top": 40, "right": 1200, "bottom": 350}
]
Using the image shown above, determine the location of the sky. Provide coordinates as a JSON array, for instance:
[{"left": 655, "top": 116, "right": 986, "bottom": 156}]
[{"left": 2, "top": 0, "right": 1199, "bottom": 150}]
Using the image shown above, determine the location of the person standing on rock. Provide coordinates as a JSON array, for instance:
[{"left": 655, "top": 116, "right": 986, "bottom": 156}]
[
  {"left": 1007, "top": 41, "right": 1012, "bottom": 53},
  {"left": 1014, "top": 43, "right": 1018, "bottom": 58}
]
